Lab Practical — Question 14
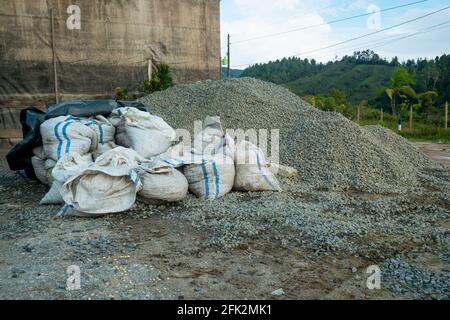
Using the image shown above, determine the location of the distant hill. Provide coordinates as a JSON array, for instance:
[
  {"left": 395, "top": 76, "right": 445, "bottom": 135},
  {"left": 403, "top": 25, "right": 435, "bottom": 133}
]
[
  {"left": 221, "top": 67, "right": 244, "bottom": 78},
  {"left": 239, "top": 51, "right": 450, "bottom": 108},
  {"left": 284, "top": 63, "right": 394, "bottom": 105}
]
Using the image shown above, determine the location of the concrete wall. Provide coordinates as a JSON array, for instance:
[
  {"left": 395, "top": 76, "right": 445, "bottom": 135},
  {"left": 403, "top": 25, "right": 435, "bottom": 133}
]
[{"left": 0, "top": 0, "right": 221, "bottom": 145}]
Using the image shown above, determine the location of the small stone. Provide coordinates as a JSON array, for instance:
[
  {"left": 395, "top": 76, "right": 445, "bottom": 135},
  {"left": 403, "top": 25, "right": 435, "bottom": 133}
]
[{"left": 271, "top": 288, "right": 285, "bottom": 296}]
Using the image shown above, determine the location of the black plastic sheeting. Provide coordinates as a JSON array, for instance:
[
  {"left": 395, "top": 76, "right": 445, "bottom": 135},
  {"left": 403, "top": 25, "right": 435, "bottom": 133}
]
[{"left": 6, "top": 100, "right": 149, "bottom": 176}]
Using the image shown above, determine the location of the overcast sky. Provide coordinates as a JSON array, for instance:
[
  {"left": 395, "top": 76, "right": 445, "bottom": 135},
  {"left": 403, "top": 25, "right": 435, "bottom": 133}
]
[{"left": 220, "top": 0, "right": 450, "bottom": 69}]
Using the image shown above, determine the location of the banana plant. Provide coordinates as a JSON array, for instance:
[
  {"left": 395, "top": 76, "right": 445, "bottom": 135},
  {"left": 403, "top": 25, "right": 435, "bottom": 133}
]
[{"left": 385, "top": 68, "right": 416, "bottom": 116}]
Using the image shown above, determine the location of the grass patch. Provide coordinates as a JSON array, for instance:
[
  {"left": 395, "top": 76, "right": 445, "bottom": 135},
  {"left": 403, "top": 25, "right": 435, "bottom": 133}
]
[{"left": 359, "top": 119, "right": 450, "bottom": 144}]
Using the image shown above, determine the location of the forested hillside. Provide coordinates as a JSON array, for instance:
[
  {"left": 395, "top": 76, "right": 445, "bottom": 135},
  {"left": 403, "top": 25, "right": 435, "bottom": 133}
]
[{"left": 240, "top": 51, "right": 450, "bottom": 108}]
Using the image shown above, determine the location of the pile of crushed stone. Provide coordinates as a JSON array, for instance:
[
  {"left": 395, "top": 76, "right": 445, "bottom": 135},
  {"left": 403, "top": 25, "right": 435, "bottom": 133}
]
[{"left": 139, "top": 77, "right": 442, "bottom": 192}]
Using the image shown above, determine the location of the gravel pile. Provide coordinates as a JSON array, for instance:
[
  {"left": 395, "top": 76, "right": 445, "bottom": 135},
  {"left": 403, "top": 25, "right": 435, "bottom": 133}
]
[{"left": 140, "top": 77, "right": 442, "bottom": 192}]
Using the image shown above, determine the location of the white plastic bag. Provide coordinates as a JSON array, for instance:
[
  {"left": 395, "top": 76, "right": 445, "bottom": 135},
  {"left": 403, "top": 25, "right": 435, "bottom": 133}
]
[
  {"left": 110, "top": 108, "right": 176, "bottom": 158},
  {"left": 137, "top": 162, "right": 188, "bottom": 204},
  {"left": 234, "top": 141, "right": 281, "bottom": 192},
  {"left": 40, "top": 153, "right": 93, "bottom": 205},
  {"left": 40, "top": 116, "right": 98, "bottom": 161},
  {"left": 59, "top": 166, "right": 142, "bottom": 216},
  {"left": 183, "top": 154, "right": 235, "bottom": 200}
]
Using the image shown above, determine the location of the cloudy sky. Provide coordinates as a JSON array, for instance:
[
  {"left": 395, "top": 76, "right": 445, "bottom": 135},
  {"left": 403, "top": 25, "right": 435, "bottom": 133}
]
[{"left": 220, "top": 0, "right": 450, "bottom": 69}]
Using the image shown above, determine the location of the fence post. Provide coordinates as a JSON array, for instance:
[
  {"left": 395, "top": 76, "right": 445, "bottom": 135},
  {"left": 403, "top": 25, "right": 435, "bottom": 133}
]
[
  {"left": 445, "top": 101, "right": 448, "bottom": 130},
  {"left": 409, "top": 105, "right": 413, "bottom": 130},
  {"left": 381, "top": 108, "right": 383, "bottom": 122},
  {"left": 50, "top": 8, "right": 59, "bottom": 104}
]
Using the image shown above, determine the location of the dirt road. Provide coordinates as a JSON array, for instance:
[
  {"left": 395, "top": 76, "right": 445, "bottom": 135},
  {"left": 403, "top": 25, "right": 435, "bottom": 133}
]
[{"left": 413, "top": 142, "right": 450, "bottom": 168}]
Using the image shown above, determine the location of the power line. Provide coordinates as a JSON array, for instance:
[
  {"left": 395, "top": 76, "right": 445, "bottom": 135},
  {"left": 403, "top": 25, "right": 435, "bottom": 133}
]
[
  {"left": 309, "top": 20, "right": 450, "bottom": 61},
  {"left": 293, "top": 6, "right": 449, "bottom": 56},
  {"left": 231, "top": 6, "right": 450, "bottom": 68},
  {"left": 231, "top": 0, "right": 429, "bottom": 44},
  {"left": 254, "top": 0, "right": 352, "bottom": 31}
]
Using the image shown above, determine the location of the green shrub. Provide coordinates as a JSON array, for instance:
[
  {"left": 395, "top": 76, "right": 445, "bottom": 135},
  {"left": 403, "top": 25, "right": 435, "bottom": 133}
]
[
  {"left": 114, "top": 62, "right": 174, "bottom": 100},
  {"left": 114, "top": 87, "right": 128, "bottom": 100}
]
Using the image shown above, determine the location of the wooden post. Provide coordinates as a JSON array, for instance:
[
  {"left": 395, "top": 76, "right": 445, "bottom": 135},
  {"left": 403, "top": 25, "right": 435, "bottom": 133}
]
[
  {"left": 409, "top": 105, "right": 413, "bottom": 131},
  {"left": 50, "top": 8, "right": 59, "bottom": 104},
  {"left": 381, "top": 108, "right": 384, "bottom": 122},
  {"left": 445, "top": 101, "right": 448, "bottom": 129},
  {"left": 356, "top": 105, "right": 361, "bottom": 124}
]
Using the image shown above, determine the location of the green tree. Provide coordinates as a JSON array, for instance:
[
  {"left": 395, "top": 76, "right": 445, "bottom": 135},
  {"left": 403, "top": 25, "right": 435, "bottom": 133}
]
[
  {"left": 385, "top": 67, "right": 416, "bottom": 116},
  {"left": 138, "top": 62, "right": 174, "bottom": 94},
  {"left": 329, "top": 88, "right": 347, "bottom": 105},
  {"left": 417, "top": 91, "right": 438, "bottom": 114}
]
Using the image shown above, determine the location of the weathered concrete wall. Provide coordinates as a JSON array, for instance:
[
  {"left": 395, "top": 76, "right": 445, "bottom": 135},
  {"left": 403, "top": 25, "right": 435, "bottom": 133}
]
[{"left": 0, "top": 0, "right": 221, "bottom": 141}]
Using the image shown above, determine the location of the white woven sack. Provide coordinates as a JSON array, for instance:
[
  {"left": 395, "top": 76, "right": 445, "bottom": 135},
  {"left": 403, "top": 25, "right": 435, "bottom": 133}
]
[
  {"left": 31, "top": 156, "right": 51, "bottom": 185},
  {"left": 40, "top": 153, "right": 93, "bottom": 205},
  {"left": 84, "top": 115, "right": 116, "bottom": 150},
  {"left": 183, "top": 154, "right": 235, "bottom": 200},
  {"left": 94, "top": 146, "right": 143, "bottom": 168},
  {"left": 137, "top": 162, "right": 188, "bottom": 204},
  {"left": 59, "top": 166, "right": 142, "bottom": 216},
  {"left": 192, "top": 116, "right": 235, "bottom": 160},
  {"left": 234, "top": 141, "right": 281, "bottom": 192},
  {"left": 40, "top": 116, "right": 98, "bottom": 161},
  {"left": 110, "top": 108, "right": 176, "bottom": 158}
]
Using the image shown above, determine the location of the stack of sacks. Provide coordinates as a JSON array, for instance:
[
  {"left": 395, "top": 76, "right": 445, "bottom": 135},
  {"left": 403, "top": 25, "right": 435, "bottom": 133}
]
[
  {"left": 109, "top": 107, "right": 176, "bottom": 159},
  {"left": 58, "top": 147, "right": 143, "bottom": 217},
  {"left": 34, "top": 109, "right": 283, "bottom": 217}
]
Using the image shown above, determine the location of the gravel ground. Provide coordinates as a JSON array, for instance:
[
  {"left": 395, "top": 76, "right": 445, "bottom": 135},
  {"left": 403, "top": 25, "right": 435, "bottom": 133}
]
[
  {"left": 0, "top": 78, "right": 449, "bottom": 299},
  {"left": 1, "top": 153, "right": 448, "bottom": 299}
]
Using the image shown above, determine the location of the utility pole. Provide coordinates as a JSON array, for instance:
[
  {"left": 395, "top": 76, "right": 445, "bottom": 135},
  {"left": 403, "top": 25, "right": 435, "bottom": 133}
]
[
  {"left": 227, "top": 34, "right": 231, "bottom": 78},
  {"left": 50, "top": 8, "right": 59, "bottom": 104}
]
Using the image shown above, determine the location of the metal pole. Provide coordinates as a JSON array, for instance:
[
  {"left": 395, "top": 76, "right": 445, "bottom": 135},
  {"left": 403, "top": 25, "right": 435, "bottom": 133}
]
[
  {"left": 227, "top": 34, "right": 230, "bottom": 78},
  {"left": 51, "top": 8, "right": 59, "bottom": 104}
]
